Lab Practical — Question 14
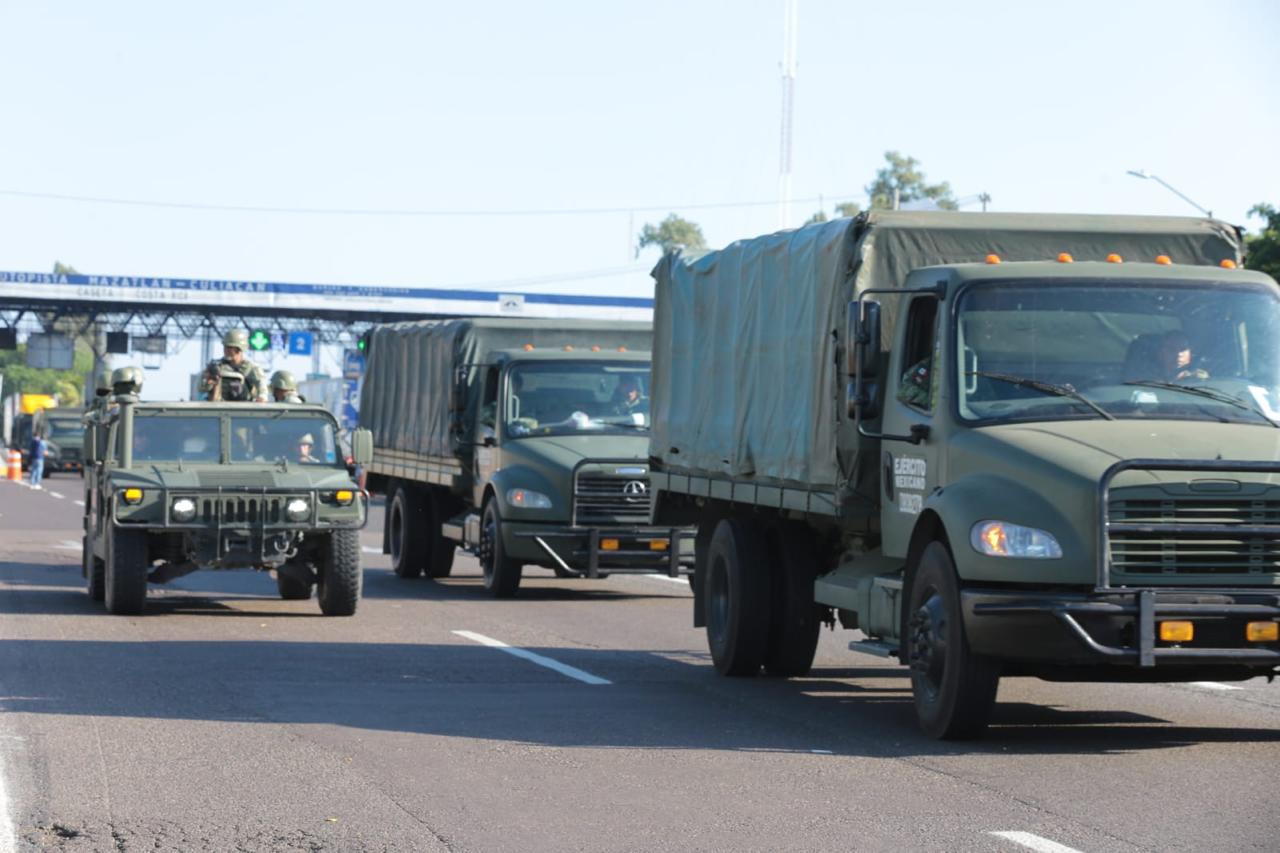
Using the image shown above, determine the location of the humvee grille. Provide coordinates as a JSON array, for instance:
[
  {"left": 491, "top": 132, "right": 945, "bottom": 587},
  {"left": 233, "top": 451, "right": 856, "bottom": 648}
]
[
  {"left": 199, "top": 496, "right": 287, "bottom": 524},
  {"left": 1109, "top": 496, "right": 1280, "bottom": 576},
  {"left": 574, "top": 473, "right": 651, "bottom": 526}
]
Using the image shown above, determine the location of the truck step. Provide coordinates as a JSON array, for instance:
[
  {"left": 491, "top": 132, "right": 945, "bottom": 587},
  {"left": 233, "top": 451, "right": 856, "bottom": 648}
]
[{"left": 849, "top": 639, "right": 899, "bottom": 658}]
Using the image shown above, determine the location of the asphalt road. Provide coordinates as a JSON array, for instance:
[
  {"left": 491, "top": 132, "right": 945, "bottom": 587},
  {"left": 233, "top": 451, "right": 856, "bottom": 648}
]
[{"left": 0, "top": 475, "right": 1277, "bottom": 852}]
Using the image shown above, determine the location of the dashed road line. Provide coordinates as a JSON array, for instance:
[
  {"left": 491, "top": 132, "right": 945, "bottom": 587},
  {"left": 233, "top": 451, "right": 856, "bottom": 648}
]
[
  {"left": 48, "top": 491, "right": 65, "bottom": 500},
  {"left": 74, "top": 500, "right": 85, "bottom": 507},
  {"left": 452, "top": 630, "right": 612, "bottom": 685},
  {"left": 990, "top": 831, "right": 1084, "bottom": 853},
  {"left": 1189, "top": 681, "right": 1244, "bottom": 691},
  {"left": 54, "top": 540, "right": 80, "bottom": 552},
  {"left": 642, "top": 573, "right": 690, "bottom": 585},
  {"left": 361, "top": 546, "right": 381, "bottom": 555}
]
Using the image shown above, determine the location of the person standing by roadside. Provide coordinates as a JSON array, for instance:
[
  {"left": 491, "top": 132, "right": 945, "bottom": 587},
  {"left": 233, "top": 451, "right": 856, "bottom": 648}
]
[{"left": 28, "top": 432, "right": 47, "bottom": 489}]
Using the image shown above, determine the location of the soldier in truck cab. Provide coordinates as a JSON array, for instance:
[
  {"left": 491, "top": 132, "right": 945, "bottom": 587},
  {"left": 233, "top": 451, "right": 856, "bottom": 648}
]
[{"left": 1158, "top": 331, "right": 1209, "bottom": 382}]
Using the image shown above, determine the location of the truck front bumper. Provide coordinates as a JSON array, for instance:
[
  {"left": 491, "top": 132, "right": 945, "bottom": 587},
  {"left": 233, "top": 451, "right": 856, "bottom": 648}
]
[
  {"left": 504, "top": 522, "right": 692, "bottom": 578},
  {"left": 964, "top": 587, "right": 1280, "bottom": 672}
]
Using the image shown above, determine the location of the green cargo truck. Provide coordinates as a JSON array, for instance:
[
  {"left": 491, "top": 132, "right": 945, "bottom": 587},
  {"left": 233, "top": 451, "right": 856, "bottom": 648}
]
[
  {"left": 34, "top": 406, "right": 87, "bottom": 473},
  {"left": 360, "top": 318, "right": 687, "bottom": 597},
  {"left": 649, "top": 211, "right": 1280, "bottom": 738}
]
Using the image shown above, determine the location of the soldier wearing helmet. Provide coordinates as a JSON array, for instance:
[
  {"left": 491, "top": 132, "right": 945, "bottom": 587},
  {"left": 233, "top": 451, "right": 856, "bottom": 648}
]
[
  {"left": 202, "top": 329, "right": 266, "bottom": 402},
  {"left": 269, "top": 369, "right": 305, "bottom": 404}
]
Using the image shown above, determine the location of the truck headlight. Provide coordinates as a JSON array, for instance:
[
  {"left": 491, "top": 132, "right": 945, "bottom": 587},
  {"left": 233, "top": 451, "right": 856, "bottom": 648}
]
[
  {"left": 171, "top": 498, "right": 197, "bottom": 522},
  {"left": 507, "top": 488, "right": 552, "bottom": 509},
  {"left": 970, "top": 520, "right": 1062, "bottom": 559},
  {"left": 286, "top": 498, "right": 311, "bottom": 521}
]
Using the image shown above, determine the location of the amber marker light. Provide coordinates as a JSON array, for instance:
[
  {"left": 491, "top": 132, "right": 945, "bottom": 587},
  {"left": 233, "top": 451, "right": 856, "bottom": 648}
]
[
  {"left": 600, "top": 539, "right": 620, "bottom": 551},
  {"left": 1057, "top": 253, "right": 1074, "bottom": 263},
  {"left": 617, "top": 346, "right": 628, "bottom": 352},
  {"left": 985, "top": 254, "right": 1001, "bottom": 264},
  {"left": 1159, "top": 621, "right": 1194, "bottom": 643},
  {"left": 1246, "top": 621, "right": 1279, "bottom": 642},
  {"left": 1220, "top": 259, "right": 1238, "bottom": 269},
  {"left": 1155, "top": 255, "right": 1173, "bottom": 265},
  {"left": 591, "top": 345, "right": 601, "bottom": 352},
  {"left": 1106, "top": 253, "right": 1123, "bottom": 264},
  {"left": 121, "top": 488, "right": 143, "bottom": 505},
  {"left": 649, "top": 539, "right": 670, "bottom": 551},
  {"left": 334, "top": 490, "right": 354, "bottom": 505},
  {"left": 522, "top": 343, "right": 534, "bottom": 351},
  {"left": 563, "top": 345, "right": 574, "bottom": 351}
]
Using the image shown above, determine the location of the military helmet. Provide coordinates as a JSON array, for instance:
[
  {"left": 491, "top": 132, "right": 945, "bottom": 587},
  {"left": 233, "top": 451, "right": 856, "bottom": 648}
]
[
  {"left": 223, "top": 329, "right": 249, "bottom": 350},
  {"left": 269, "top": 369, "right": 298, "bottom": 392},
  {"left": 95, "top": 369, "right": 113, "bottom": 396},
  {"left": 110, "top": 366, "right": 144, "bottom": 395},
  {"left": 299, "top": 433, "right": 316, "bottom": 445}
]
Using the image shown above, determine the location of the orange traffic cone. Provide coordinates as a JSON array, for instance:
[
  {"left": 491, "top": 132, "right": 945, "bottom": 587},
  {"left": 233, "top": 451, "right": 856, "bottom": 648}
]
[{"left": 6, "top": 449, "right": 21, "bottom": 481}]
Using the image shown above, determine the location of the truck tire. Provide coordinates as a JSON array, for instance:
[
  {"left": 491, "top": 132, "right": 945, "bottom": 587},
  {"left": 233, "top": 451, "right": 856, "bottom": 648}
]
[
  {"left": 83, "top": 535, "right": 105, "bottom": 602},
  {"left": 704, "top": 518, "right": 770, "bottom": 676},
  {"left": 423, "top": 491, "right": 456, "bottom": 579},
  {"left": 479, "top": 500, "right": 522, "bottom": 597},
  {"left": 276, "top": 565, "right": 312, "bottom": 600},
  {"left": 763, "top": 523, "right": 822, "bottom": 677},
  {"left": 389, "top": 486, "right": 425, "bottom": 579},
  {"left": 105, "top": 528, "right": 148, "bottom": 615},
  {"left": 317, "top": 530, "right": 362, "bottom": 616},
  {"left": 906, "top": 542, "right": 1001, "bottom": 739}
]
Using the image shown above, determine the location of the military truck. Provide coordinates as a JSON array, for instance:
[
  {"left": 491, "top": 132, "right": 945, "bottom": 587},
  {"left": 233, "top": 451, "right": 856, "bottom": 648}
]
[
  {"left": 34, "top": 406, "right": 87, "bottom": 473},
  {"left": 82, "top": 370, "right": 373, "bottom": 615},
  {"left": 649, "top": 211, "right": 1280, "bottom": 738},
  {"left": 361, "top": 318, "right": 686, "bottom": 597}
]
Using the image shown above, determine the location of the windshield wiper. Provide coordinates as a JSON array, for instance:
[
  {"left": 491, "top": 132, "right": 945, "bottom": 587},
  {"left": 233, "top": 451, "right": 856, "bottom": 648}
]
[
  {"left": 1124, "top": 380, "right": 1279, "bottom": 428},
  {"left": 968, "top": 371, "right": 1115, "bottom": 420}
]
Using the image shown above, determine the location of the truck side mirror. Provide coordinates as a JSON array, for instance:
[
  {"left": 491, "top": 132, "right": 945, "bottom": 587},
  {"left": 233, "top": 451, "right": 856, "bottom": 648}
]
[
  {"left": 351, "top": 428, "right": 373, "bottom": 467},
  {"left": 847, "top": 299, "right": 881, "bottom": 420}
]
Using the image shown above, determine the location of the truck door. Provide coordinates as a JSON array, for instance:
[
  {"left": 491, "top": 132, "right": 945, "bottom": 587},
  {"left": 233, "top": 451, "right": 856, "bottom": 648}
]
[
  {"left": 474, "top": 366, "right": 500, "bottom": 507},
  {"left": 879, "top": 294, "right": 943, "bottom": 558}
]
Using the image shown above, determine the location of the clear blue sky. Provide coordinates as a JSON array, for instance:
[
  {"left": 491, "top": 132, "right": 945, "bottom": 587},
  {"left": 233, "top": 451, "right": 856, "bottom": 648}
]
[{"left": 1, "top": 0, "right": 1277, "bottom": 394}]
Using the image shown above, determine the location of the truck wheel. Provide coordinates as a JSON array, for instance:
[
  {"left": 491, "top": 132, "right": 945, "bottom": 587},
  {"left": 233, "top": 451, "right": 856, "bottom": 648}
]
[
  {"left": 105, "top": 528, "right": 148, "bottom": 615},
  {"left": 276, "top": 565, "right": 312, "bottom": 600},
  {"left": 389, "top": 487, "right": 425, "bottom": 579},
  {"left": 704, "top": 518, "right": 770, "bottom": 676},
  {"left": 764, "top": 523, "right": 822, "bottom": 677},
  {"left": 423, "top": 492, "right": 456, "bottom": 579},
  {"left": 479, "top": 500, "right": 522, "bottom": 597},
  {"left": 906, "top": 542, "right": 1000, "bottom": 739},
  {"left": 83, "top": 535, "right": 105, "bottom": 602},
  {"left": 317, "top": 530, "right": 362, "bottom": 616}
]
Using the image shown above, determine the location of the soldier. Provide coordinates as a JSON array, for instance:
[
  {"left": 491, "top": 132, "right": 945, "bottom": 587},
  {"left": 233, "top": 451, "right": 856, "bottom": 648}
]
[
  {"left": 202, "top": 330, "right": 266, "bottom": 402},
  {"left": 269, "top": 370, "right": 305, "bottom": 403}
]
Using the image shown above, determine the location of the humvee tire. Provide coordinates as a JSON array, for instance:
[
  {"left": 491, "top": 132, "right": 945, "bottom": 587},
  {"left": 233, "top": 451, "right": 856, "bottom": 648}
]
[
  {"left": 276, "top": 568, "right": 312, "bottom": 601},
  {"left": 83, "top": 535, "right": 105, "bottom": 602},
  {"left": 479, "top": 500, "right": 521, "bottom": 598},
  {"left": 318, "top": 530, "right": 361, "bottom": 616},
  {"left": 105, "top": 528, "right": 148, "bottom": 615}
]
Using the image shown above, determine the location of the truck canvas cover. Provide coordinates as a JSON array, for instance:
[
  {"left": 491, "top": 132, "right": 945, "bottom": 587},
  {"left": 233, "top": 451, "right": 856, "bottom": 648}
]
[
  {"left": 361, "top": 318, "right": 653, "bottom": 457},
  {"left": 650, "top": 211, "right": 1242, "bottom": 488}
]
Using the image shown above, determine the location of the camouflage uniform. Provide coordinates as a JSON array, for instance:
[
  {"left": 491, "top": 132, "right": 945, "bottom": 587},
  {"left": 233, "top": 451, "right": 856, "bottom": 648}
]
[
  {"left": 204, "top": 330, "right": 266, "bottom": 402},
  {"left": 269, "top": 369, "right": 304, "bottom": 404}
]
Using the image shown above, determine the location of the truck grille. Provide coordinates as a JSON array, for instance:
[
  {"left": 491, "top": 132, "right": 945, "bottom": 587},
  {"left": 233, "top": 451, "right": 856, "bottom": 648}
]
[
  {"left": 574, "top": 474, "right": 651, "bottom": 526},
  {"left": 1108, "top": 496, "right": 1280, "bottom": 575}
]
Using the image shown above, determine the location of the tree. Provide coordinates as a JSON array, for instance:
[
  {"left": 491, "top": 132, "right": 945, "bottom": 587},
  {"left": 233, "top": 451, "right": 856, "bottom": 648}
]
[
  {"left": 0, "top": 340, "right": 93, "bottom": 406},
  {"left": 865, "top": 151, "right": 956, "bottom": 211},
  {"left": 53, "top": 261, "right": 79, "bottom": 275},
  {"left": 637, "top": 214, "right": 707, "bottom": 256},
  {"left": 1245, "top": 204, "right": 1280, "bottom": 281}
]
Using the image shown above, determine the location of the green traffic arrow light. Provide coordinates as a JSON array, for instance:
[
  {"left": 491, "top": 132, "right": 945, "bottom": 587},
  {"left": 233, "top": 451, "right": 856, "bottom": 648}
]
[{"left": 248, "top": 329, "right": 271, "bottom": 351}]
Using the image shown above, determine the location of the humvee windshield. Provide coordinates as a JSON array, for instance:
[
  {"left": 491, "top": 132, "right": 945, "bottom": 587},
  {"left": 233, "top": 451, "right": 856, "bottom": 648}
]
[
  {"left": 231, "top": 414, "right": 341, "bottom": 466},
  {"left": 133, "top": 414, "right": 221, "bottom": 463},
  {"left": 504, "top": 361, "right": 650, "bottom": 437},
  {"left": 956, "top": 280, "right": 1280, "bottom": 426}
]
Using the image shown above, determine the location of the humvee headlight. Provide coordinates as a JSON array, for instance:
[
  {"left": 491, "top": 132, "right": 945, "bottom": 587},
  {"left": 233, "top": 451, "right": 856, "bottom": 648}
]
[
  {"left": 507, "top": 488, "right": 552, "bottom": 509},
  {"left": 970, "top": 521, "right": 1062, "bottom": 559},
  {"left": 121, "top": 488, "right": 144, "bottom": 505},
  {"left": 285, "top": 498, "right": 310, "bottom": 521},
  {"left": 171, "top": 498, "right": 197, "bottom": 522}
]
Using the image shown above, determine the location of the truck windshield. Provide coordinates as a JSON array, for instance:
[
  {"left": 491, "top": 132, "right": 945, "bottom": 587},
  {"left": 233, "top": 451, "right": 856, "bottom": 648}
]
[
  {"left": 47, "top": 421, "right": 83, "bottom": 441},
  {"left": 230, "top": 414, "right": 342, "bottom": 466},
  {"left": 133, "top": 415, "right": 221, "bottom": 463},
  {"left": 956, "top": 280, "right": 1280, "bottom": 426},
  {"left": 504, "top": 362, "right": 651, "bottom": 438}
]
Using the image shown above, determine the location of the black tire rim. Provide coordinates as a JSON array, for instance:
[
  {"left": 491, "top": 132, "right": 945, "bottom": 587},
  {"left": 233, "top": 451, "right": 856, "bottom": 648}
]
[
  {"left": 707, "top": 554, "right": 730, "bottom": 650},
  {"left": 908, "top": 587, "right": 948, "bottom": 704}
]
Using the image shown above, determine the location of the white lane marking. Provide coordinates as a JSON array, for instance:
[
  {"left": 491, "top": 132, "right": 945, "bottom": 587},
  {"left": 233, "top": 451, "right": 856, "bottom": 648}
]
[
  {"left": 0, "top": 719, "right": 15, "bottom": 853},
  {"left": 361, "top": 546, "right": 381, "bottom": 555},
  {"left": 991, "top": 831, "right": 1084, "bottom": 853},
  {"left": 54, "top": 541, "right": 81, "bottom": 552},
  {"left": 810, "top": 749, "right": 834, "bottom": 754},
  {"left": 642, "top": 573, "right": 690, "bottom": 585},
  {"left": 74, "top": 500, "right": 85, "bottom": 507},
  {"left": 452, "top": 630, "right": 611, "bottom": 685},
  {"left": 1189, "top": 681, "right": 1244, "bottom": 691},
  {"left": 48, "top": 491, "right": 65, "bottom": 500}
]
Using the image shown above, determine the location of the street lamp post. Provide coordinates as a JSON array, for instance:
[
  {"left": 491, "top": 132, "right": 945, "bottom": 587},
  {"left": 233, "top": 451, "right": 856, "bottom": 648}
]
[{"left": 1126, "top": 169, "right": 1213, "bottom": 218}]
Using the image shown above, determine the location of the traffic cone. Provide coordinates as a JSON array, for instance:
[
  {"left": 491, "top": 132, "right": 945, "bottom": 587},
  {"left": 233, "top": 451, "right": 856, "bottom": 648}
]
[{"left": 7, "top": 449, "right": 21, "bottom": 481}]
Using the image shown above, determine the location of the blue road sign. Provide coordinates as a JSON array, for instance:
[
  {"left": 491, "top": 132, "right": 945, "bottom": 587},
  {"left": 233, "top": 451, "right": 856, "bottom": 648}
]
[
  {"left": 342, "top": 349, "right": 366, "bottom": 380},
  {"left": 342, "top": 379, "right": 360, "bottom": 430},
  {"left": 270, "top": 332, "right": 286, "bottom": 352},
  {"left": 288, "top": 331, "right": 313, "bottom": 356}
]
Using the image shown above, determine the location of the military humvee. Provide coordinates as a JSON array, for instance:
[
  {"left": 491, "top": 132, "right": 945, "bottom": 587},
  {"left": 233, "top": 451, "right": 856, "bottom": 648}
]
[{"left": 82, "top": 372, "right": 373, "bottom": 615}]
